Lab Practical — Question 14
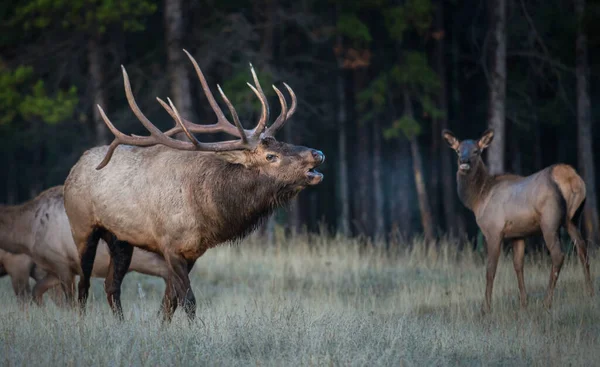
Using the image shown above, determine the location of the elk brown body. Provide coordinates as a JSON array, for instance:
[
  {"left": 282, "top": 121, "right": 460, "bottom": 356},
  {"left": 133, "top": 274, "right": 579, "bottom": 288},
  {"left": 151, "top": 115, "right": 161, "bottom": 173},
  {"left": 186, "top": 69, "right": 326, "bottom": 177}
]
[
  {"left": 0, "top": 185, "right": 170, "bottom": 306},
  {"left": 443, "top": 128, "right": 593, "bottom": 313},
  {"left": 63, "top": 50, "right": 325, "bottom": 322}
]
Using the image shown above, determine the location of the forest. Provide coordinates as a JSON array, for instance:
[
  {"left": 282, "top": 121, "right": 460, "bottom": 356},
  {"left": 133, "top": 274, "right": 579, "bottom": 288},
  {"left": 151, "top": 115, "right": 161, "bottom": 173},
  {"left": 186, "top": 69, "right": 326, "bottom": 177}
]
[{"left": 1, "top": 0, "right": 600, "bottom": 248}]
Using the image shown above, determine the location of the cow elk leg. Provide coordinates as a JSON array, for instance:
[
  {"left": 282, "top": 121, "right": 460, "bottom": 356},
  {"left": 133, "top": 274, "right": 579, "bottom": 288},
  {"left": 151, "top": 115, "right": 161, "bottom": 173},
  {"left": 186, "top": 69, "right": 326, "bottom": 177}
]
[
  {"left": 482, "top": 234, "right": 502, "bottom": 314},
  {"left": 77, "top": 229, "right": 101, "bottom": 313},
  {"left": 32, "top": 274, "right": 61, "bottom": 306},
  {"left": 511, "top": 238, "right": 527, "bottom": 309},
  {"left": 104, "top": 238, "right": 134, "bottom": 320},
  {"left": 566, "top": 221, "right": 594, "bottom": 297},
  {"left": 542, "top": 226, "right": 564, "bottom": 310}
]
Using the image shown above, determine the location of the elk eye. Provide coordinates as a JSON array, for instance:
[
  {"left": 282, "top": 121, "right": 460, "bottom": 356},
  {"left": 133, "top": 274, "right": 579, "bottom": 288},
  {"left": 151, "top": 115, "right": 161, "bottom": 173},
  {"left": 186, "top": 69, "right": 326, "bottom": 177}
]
[
  {"left": 266, "top": 154, "right": 277, "bottom": 162},
  {"left": 473, "top": 149, "right": 480, "bottom": 155}
]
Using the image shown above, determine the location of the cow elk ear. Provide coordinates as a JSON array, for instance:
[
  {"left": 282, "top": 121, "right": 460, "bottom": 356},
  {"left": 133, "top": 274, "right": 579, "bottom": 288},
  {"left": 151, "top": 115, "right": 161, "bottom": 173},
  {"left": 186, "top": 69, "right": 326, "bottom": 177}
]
[
  {"left": 478, "top": 128, "right": 494, "bottom": 150},
  {"left": 215, "top": 151, "right": 250, "bottom": 167},
  {"left": 442, "top": 129, "right": 459, "bottom": 150}
]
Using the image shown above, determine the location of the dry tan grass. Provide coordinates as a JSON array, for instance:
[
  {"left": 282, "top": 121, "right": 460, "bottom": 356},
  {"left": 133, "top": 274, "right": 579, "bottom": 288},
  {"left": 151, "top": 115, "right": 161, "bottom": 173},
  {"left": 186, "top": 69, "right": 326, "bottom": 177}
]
[{"left": 0, "top": 232, "right": 598, "bottom": 366}]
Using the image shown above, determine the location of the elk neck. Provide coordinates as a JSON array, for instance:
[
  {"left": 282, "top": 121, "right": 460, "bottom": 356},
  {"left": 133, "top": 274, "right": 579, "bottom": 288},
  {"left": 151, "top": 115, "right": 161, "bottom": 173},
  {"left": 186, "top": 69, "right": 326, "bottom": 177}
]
[
  {"left": 191, "top": 158, "right": 299, "bottom": 244},
  {"left": 456, "top": 158, "right": 494, "bottom": 212}
]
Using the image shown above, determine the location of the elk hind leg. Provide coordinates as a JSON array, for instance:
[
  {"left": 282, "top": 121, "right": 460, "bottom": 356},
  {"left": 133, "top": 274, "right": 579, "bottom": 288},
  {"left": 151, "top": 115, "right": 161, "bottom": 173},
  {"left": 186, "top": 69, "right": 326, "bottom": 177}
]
[
  {"left": 541, "top": 222, "right": 564, "bottom": 310},
  {"left": 104, "top": 235, "right": 134, "bottom": 320},
  {"left": 77, "top": 229, "right": 101, "bottom": 312},
  {"left": 511, "top": 238, "right": 528, "bottom": 308},
  {"left": 566, "top": 221, "right": 594, "bottom": 297}
]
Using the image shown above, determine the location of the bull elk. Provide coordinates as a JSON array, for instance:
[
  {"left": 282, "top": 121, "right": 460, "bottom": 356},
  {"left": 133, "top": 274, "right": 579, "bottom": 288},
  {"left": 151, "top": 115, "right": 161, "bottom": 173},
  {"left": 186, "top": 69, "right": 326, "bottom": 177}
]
[
  {"left": 64, "top": 50, "right": 325, "bottom": 322},
  {"left": 442, "top": 128, "right": 593, "bottom": 313},
  {"left": 0, "top": 186, "right": 170, "bottom": 307}
]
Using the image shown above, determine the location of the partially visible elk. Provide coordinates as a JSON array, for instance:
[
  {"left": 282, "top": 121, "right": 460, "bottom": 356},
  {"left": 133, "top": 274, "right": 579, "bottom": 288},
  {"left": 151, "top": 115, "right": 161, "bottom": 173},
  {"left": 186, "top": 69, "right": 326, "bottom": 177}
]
[
  {"left": 0, "top": 185, "right": 170, "bottom": 307},
  {"left": 0, "top": 249, "right": 44, "bottom": 303},
  {"left": 442, "top": 128, "right": 593, "bottom": 313},
  {"left": 64, "top": 50, "right": 325, "bottom": 322}
]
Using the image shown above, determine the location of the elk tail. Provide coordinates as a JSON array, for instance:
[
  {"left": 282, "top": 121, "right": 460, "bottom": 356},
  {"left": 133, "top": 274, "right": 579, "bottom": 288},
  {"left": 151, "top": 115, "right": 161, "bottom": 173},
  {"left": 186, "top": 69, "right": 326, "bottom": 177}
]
[
  {"left": 573, "top": 196, "right": 586, "bottom": 234},
  {"left": 548, "top": 177, "right": 568, "bottom": 227}
]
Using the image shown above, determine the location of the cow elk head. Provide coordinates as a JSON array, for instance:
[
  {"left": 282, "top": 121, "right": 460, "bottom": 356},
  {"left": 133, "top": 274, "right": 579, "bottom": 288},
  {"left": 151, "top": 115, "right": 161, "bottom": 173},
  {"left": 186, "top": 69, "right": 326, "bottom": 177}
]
[{"left": 442, "top": 128, "right": 494, "bottom": 175}]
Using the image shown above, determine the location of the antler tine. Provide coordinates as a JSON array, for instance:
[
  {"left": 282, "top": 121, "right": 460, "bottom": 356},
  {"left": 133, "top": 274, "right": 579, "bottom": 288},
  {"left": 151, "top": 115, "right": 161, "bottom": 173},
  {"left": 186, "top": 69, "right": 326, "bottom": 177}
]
[
  {"left": 163, "top": 97, "right": 200, "bottom": 147},
  {"left": 95, "top": 104, "right": 158, "bottom": 170},
  {"left": 217, "top": 84, "right": 248, "bottom": 144},
  {"left": 264, "top": 83, "right": 297, "bottom": 137},
  {"left": 121, "top": 66, "right": 194, "bottom": 151},
  {"left": 264, "top": 85, "right": 288, "bottom": 137},
  {"left": 248, "top": 63, "right": 269, "bottom": 139},
  {"left": 283, "top": 83, "right": 297, "bottom": 119},
  {"left": 182, "top": 49, "right": 244, "bottom": 138},
  {"left": 246, "top": 82, "right": 269, "bottom": 139}
]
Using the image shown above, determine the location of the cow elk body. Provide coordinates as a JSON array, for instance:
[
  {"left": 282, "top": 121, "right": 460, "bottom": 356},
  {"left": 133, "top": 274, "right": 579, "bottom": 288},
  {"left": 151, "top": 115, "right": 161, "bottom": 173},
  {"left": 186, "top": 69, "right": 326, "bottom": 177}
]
[
  {"left": 0, "top": 186, "right": 170, "bottom": 306},
  {"left": 63, "top": 50, "right": 325, "bottom": 322},
  {"left": 443, "top": 129, "right": 593, "bottom": 313}
]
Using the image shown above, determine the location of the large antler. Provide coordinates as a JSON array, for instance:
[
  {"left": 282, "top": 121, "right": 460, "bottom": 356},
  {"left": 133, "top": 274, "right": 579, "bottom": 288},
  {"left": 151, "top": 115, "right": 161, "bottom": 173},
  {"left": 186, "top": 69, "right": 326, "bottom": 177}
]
[{"left": 96, "top": 50, "right": 297, "bottom": 170}]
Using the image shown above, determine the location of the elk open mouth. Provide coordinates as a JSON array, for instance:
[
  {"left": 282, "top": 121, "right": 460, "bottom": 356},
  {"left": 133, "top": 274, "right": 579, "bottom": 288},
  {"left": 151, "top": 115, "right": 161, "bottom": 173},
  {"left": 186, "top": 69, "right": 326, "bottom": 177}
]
[
  {"left": 306, "top": 168, "right": 324, "bottom": 185},
  {"left": 459, "top": 163, "right": 471, "bottom": 172}
]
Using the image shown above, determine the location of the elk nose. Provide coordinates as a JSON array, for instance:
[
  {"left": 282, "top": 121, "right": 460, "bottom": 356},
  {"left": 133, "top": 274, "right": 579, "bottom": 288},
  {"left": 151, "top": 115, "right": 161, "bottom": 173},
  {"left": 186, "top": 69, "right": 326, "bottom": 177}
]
[{"left": 312, "top": 150, "right": 325, "bottom": 164}]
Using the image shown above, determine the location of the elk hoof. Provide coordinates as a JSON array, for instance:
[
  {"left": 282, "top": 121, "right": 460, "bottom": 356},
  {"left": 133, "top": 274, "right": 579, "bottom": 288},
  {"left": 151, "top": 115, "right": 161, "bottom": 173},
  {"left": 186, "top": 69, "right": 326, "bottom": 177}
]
[
  {"left": 543, "top": 299, "right": 553, "bottom": 312},
  {"left": 586, "top": 285, "right": 595, "bottom": 298},
  {"left": 480, "top": 303, "right": 491, "bottom": 315}
]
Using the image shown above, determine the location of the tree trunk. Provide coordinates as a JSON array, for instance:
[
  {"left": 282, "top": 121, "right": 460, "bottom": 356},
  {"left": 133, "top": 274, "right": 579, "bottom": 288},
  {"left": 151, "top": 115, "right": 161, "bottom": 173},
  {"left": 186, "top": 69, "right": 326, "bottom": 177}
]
[
  {"left": 164, "top": 0, "right": 195, "bottom": 141},
  {"left": 433, "top": 0, "right": 457, "bottom": 235},
  {"left": 353, "top": 70, "right": 372, "bottom": 237},
  {"left": 372, "top": 117, "right": 385, "bottom": 241},
  {"left": 390, "top": 145, "right": 413, "bottom": 240},
  {"left": 575, "top": 0, "right": 600, "bottom": 244},
  {"left": 88, "top": 37, "right": 108, "bottom": 145},
  {"left": 487, "top": 0, "right": 506, "bottom": 175},
  {"left": 509, "top": 124, "right": 522, "bottom": 175},
  {"left": 335, "top": 34, "right": 351, "bottom": 237},
  {"left": 404, "top": 92, "right": 434, "bottom": 243}
]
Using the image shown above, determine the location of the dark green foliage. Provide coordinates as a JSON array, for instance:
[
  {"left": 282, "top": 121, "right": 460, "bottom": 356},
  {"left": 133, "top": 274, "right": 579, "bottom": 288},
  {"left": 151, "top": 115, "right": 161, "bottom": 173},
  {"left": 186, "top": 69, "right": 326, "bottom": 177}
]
[
  {"left": 0, "top": 63, "right": 77, "bottom": 126},
  {"left": 10, "top": 0, "right": 157, "bottom": 33}
]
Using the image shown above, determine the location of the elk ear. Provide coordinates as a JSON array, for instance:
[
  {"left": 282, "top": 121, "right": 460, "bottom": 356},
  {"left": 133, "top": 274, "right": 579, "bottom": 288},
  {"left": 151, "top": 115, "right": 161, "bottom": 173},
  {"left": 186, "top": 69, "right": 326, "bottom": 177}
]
[
  {"left": 478, "top": 128, "right": 494, "bottom": 150},
  {"left": 215, "top": 151, "right": 250, "bottom": 167},
  {"left": 442, "top": 129, "right": 459, "bottom": 150}
]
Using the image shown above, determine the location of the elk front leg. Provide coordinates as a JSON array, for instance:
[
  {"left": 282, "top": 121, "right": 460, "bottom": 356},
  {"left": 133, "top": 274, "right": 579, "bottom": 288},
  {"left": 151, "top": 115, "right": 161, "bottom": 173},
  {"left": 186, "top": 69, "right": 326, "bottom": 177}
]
[
  {"left": 566, "top": 221, "right": 594, "bottom": 297},
  {"left": 511, "top": 238, "right": 527, "bottom": 309},
  {"left": 104, "top": 238, "right": 134, "bottom": 320},
  {"left": 482, "top": 234, "right": 502, "bottom": 314},
  {"left": 162, "top": 253, "right": 197, "bottom": 324}
]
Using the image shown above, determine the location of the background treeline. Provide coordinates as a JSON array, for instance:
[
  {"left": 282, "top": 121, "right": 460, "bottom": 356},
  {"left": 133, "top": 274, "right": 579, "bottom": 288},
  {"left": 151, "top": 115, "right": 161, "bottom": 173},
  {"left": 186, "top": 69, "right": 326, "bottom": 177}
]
[{"left": 1, "top": 0, "right": 600, "bottom": 248}]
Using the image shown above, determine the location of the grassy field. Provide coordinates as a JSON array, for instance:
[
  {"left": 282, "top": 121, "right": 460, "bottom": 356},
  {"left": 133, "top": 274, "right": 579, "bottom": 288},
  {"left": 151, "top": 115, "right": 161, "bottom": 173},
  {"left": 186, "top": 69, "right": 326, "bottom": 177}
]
[{"left": 0, "top": 232, "right": 599, "bottom": 366}]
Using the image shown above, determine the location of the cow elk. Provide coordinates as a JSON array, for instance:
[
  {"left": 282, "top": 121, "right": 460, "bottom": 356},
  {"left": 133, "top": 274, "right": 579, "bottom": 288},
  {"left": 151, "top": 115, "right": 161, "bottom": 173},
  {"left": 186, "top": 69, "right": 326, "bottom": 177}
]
[
  {"left": 0, "top": 186, "right": 170, "bottom": 308},
  {"left": 64, "top": 50, "right": 325, "bottom": 322},
  {"left": 442, "top": 128, "right": 593, "bottom": 313}
]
